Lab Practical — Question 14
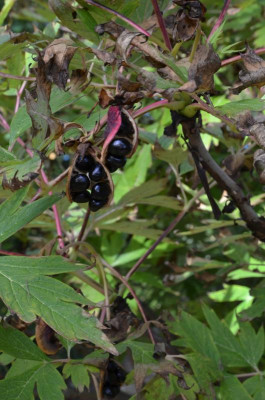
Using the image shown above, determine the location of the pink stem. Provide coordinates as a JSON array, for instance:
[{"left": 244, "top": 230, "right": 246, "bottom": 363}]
[
  {"left": 221, "top": 47, "right": 265, "bottom": 67},
  {"left": 14, "top": 81, "right": 27, "bottom": 114},
  {"left": 84, "top": 0, "right": 150, "bottom": 37},
  {"left": 0, "top": 250, "right": 26, "bottom": 256},
  {"left": 207, "top": 0, "right": 231, "bottom": 42},
  {"left": 151, "top": 0, "right": 172, "bottom": 50},
  {"left": 0, "top": 114, "right": 10, "bottom": 131},
  {"left": 133, "top": 99, "right": 169, "bottom": 118}
]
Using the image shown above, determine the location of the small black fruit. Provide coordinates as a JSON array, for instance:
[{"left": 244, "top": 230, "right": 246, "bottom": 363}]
[
  {"left": 89, "top": 197, "right": 108, "bottom": 212},
  {"left": 91, "top": 183, "right": 111, "bottom": 200},
  {"left": 102, "top": 382, "right": 120, "bottom": 398},
  {"left": 108, "top": 138, "right": 132, "bottom": 157},
  {"left": 76, "top": 155, "right": 95, "bottom": 172},
  {"left": 70, "top": 174, "right": 90, "bottom": 192},
  {"left": 106, "top": 154, "right": 126, "bottom": 172},
  {"left": 72, "top": 191, "right": 90, "bottom": 203},
  {"left": 90, "top": 162, "right": 107, "bottom": 182}
]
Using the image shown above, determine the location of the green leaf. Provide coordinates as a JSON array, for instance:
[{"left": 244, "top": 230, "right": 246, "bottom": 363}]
[
  {"left": 0, "top": 146, "right": 16, "bottom": 163},
  {"left": 219, "top": 375, "right": 253, "bottom": 400},
  {"left": 0, "top": 361, "right": 66, "bottom": 400},
  {"left": 0, "top": 0, "right": 16, "bottom": 26},
  {"left": 208, "top": 284, "right": 252, "bottom": 302},
  {"left": 238, "top": 323, "right": 264, "bottom": 367},
  {"left": 0, "top": 192, "right": 63, "bottom": 244},
  {"left": 243, "top": 376, "right": 265, "bottom": 400},
  {"left": 0, "top": 324, "right": 46, "bottom": 361},
  {"left": 0, "top": 256, "right": 117, "bottom": 354},
  {"left": 217, "top": 99, "right": 265, "bottom": 116},
  {"left": 118, "top": 178, "right": 167, "bottom": 205},
  {"left": 63, "top": 364, "right": 90, "bottom": 392},
  {"left": 202, "top": 305, "right": 251, "bottom": 368},
  {"left": 117, "top": 340, "right": 155, "bottom": 365},
  {"left": 171, "top": 311, "right": 221, "bottom": 368},
  {"left": 98, "top": 220, "right": 166, "bottom": 240},
  {"left": 0, "top": 186, "right": 29, "bottom": 222}
]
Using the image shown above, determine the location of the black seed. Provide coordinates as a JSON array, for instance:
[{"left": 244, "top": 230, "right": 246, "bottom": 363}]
[
  {"left": 91, "top": 183, "right": 111, "bottom": 200},
  {"left": 71, "top": 191, "right": 90, "bottom": 203},
  {"left": 118, "top": 113, "right": 134, "bottom": 136},
  {"left": 89, "top": 197, "right": 108, "bottom": 212},
  {"left": 108, "top": 138, "right": 132, "bottom": 157},
  {"left": 102, "top": 383, "right": 120, "bottom": 398},
  {"left": 70, "top": 174, "right": 90, "bottom": 192},
  {"left": 75, "top": 155, "right": 95, "bottom": 173},
  {"left": 106, "top": 154, "right": 126, "bottom": 173},
  {"left": 90, "top": 162, "right": 107, "bottom": 182}
]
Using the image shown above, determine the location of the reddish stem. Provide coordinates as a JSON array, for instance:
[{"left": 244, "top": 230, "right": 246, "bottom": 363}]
[
  {"left": 125, "top": 209, "right": 186, "bottom": 280},
  {"left": 84, "top": 0, "right": 150, "bottom": 37},
  {"left": 0, "top": 250, "right": 26, "bottom": 256},
  {"left": 133, "top": 99, "right": 169, "bottom": 118},
  {"left": 221, "top": 47, "right": 265, "bottom": 67},
  {"left": 151, "top": 0, "right": 172, "bottom": 50},
  {"left": 207, "top": 0, "right": 231, "bottom": 42}
]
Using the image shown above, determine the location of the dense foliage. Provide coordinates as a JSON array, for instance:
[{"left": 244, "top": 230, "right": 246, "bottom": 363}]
[{"left": 1, "top": 0, "right": 265, "bottom": 399}]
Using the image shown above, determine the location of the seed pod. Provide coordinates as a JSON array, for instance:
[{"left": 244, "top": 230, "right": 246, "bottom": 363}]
[
  {"left": 101, "top": 108, "right": 138, "bottom": 170},
  {"left": 66, "top": 143, "right": 114, "bottom": 211}
]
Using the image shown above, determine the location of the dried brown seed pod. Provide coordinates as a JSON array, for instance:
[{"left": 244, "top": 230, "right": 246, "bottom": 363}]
[
  {"left": 66, "top": 143, "right": 114, "bottom": 211},
  {"left": 35, "top": 318, "right": 61, "bottom": 355}
]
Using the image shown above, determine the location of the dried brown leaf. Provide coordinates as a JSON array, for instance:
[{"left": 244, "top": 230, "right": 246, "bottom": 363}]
[
  {"left": 117, "top": 72, "right": 141, "bottom": 92},
  {"left": 250, "top": 123, "right": 265, "bottom": 150},
  {"left": 99, "top": 88, "right": 114, "bottom": 109},
  {"left": 2, "top": 171, "right": 39, "bottom": 192},
  {"left": 223, "top": 153, "right": 245, "bottom": 177},
  {"left": 87, "top": 48, "right": 116, "bottom": 65},
  {"left": 69, "top": 69, "right": 88, "bottom": 94},
  {"left": 254, "top": 149, "right": 265, "bottom": 184},
  {"left": 232, "top": 46, "right": 265, "bottom": 94},
  {"left": 173, "top": 0, "right": 206, "bottom": 42},
  {"left": 116, "top": 31, "right": 143, "bottom": 62},
  {"left": 43, "top": 38, "right": 77, "bottom": 89},
  {"left": 179, "top": 44, "right": 221, "bottom": 93}
]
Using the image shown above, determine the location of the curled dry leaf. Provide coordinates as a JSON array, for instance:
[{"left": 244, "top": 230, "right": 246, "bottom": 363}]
[
  {"left": 254, "top": 149, "right": 265, "bottom": 184},
  {"left": 173, "top": 0, "right": 206, "bottom": 42},
  {"left": 232, "top": 45, "right": 265, "bottom": 94},
  {"left": 99, "top": 88, "right": 114, "bottom": 109},
  {"left": 117, "top": 72, "right": 141, "bottom": 92},
  {"left": 2, "top": 171, "right": 39, "bottom": 192},
  {"left": 69, "top": 69, "right": 88, "bottom": 94},
  {"left": 178, "top": 44, "right": 221, "bottom": 93},
  {"left": 222, "top": 153, "right": 245, "bottom": 177},
  {"left": 116, "top": 30, "right": 144, "bottom": 62},
  {"left": 87, "top": 47, "right": 117, "bottom": 65},
  {"left": 43, "top": 38, "right": 77, "bottom": 89},
  {"left": 250, "top": 123, "right": 265, "bottom": 150}
]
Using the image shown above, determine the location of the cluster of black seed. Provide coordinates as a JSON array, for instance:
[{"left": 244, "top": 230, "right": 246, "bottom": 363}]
[
  {"left": 70, "top": 154, "right": 111, "bottom": 211},
  {"left": 102, "top": 360, "right": 127, "bottom": 399},
  {"left": 105, "top": 113, "right": 134, "bottom": 173}
]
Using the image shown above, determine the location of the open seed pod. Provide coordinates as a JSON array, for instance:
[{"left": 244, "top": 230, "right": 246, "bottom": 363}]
[
  {"left": 101, "top": 107, "right": 138, "bottom": 173},
  {"left": 66, "top": 143, "right": 114, "bottom": 212}
]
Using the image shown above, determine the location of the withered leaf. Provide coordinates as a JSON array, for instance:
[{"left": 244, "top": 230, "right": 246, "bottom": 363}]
[
  {"left": 2, "top": 171, "right": 39, "bottom": 192},
  {"left": 179, "top": 44, "right": 221, "bottom": 93},
  {"left": 232, "top": 45, "right": 265, "bottom": 94},
  {"left": 25, "top": 54, "right": 52, "bottom": 147},
  {"left": 117, "top": 72, "right": 142, "bottom": 92},
  {"left": 87, "top": 47, "right": 116, "bottom": 65},
  {"left": 116, "top": 30, "right": 144, "bottom": 62},
  {"left": 99, "top": 88, "right": 114, "bottom": 109},
  {"left": 254, "top": 149, "right": 265, "bottom": 184},
  {"left": 173, "top": 0, "right": 206, "bottom": 42},
  {"left": 43, "top": 38, "right": 77, "bottom": 89},
  {"left": 69, "top": 69, "right": 88, "bottom": 94},
  {"left": 222, "top": 153, "right": 245, "bottom": 177},
  {"left": 250, "top": 123, "right": 265, "bottom": 150}
]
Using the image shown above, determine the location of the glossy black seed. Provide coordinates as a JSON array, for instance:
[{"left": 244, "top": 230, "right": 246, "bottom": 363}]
[
  {"left": 90, "top": 162, "right": 107, "bottom": 182},
  {"left": 89, "top": 197, "right": 108, "bottom": 212},
  {"left": 118, "top": 113, "right": 134, "bottom": 136},
  {"left": 70, "top": 174, "right": 90, "bottom": 192},
  {"left": 108, "top": 138, "right": 132, "bottom": 157},
  {"left": 102, "top": 383, "right": 120, "bottom": 398},
  {"left": 106, "top": 154, "right": 126, "bottom": 173},
  {"left": 91, "top": 183, "right": 111, "bottom": 200},
  {"left": 71, "top": 191, "right": 90, "bottom": 203},
  {"left": 75, "top": 155, "right": 95, "bottom": 173}
]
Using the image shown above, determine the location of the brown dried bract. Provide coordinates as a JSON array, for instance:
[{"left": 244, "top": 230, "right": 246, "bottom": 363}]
[
  {"left": 179, "top": 44, "right": 221, "bottom": 93},
  {"left": 43, "top": 38, "right": 77, "bottom": 89},
  {"left": 232, "top": 45, "right": 265, "bottom": 94}
]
